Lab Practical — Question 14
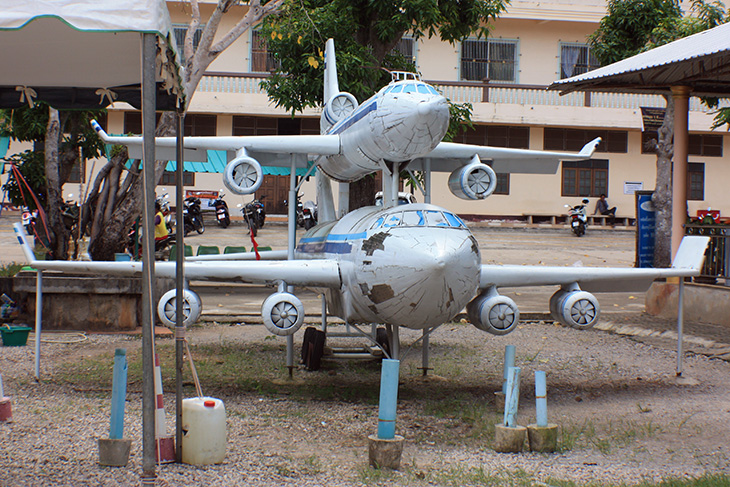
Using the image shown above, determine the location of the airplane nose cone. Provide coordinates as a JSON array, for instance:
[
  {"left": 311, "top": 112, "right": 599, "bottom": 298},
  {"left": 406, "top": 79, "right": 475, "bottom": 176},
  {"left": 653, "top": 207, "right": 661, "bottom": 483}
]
[
  {"left": 353, "top": 228, "right": 481, "bottom": 328},
  {"left": 417, "top": 96, "right": 449, "bottom": 119}
]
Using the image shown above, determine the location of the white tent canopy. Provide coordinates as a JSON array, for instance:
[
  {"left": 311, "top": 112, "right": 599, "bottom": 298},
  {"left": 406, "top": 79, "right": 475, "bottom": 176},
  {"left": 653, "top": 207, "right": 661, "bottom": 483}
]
[{"left": 0, "top": 0, "right": 186, "bottom": 109}]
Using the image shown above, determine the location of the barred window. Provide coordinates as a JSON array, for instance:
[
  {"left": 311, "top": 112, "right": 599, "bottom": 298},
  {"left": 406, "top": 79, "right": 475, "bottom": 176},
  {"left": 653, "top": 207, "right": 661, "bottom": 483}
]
[
  {"left": 461, "top": 39, "right": 518, "bottom": 82},
  {"left": 251, "top": 30, "right": 280, "bottom": 73},
  {"left": 559, "top": 43, "right": 600, "bottom": 79}
]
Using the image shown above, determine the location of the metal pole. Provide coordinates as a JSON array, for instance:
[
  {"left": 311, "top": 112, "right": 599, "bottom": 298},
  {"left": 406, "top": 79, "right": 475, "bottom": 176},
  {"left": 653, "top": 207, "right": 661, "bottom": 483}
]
[
  {"left": 677, "top": 278, "right": 685, "bottom": 377},
  {"left": 175, "top": 109, "right": 185, "bottom": 462},
  {"left": 34, "top": 270, "right": 42, "bottom": 381},
  {"left": 286, "top": 155, "right": 297, "bottom": 377},
  {"left": 424, "top": 158, "right": 432, "bottom": 204},
  {"left": 140, "top": 32, "right": 157, "bottom": 485},
  {"left": 420, "top": 329, "right": 429, "bottom": 377}
]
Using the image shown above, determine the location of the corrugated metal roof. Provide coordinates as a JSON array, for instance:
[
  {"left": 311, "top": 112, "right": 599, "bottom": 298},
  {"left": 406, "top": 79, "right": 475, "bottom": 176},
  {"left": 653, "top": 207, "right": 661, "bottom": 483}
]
[
  {"left": 164, "top": 150, "right": 317, "bottom": 176},
  {"left": 550, "top": 22, "right": 730, "bottom": 97}
]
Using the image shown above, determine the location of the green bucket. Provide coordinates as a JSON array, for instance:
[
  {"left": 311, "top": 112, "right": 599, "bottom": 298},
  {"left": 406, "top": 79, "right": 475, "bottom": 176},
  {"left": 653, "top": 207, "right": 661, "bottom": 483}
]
[{"left": 1, "top": 325, "right": 32, "bottom": 346}]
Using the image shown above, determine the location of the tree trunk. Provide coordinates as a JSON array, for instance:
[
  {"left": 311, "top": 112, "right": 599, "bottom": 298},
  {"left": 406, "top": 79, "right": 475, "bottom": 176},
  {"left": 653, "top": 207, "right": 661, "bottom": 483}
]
[
  {"left": 653, "top": 95, "right": 674, "bottom": 268},
  {"left": 349, "top": 175, "right": 378, "bottom": 210},
  {"left": 44, "top": 107, "right": 70, "bottom": 260}
]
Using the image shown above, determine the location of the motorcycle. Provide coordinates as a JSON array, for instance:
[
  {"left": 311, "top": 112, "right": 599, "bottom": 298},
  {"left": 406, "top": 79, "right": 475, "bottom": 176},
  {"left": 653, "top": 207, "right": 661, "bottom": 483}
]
[
  {"left": 127, "top": 222, "right": 176, "bottom": 260},
  {"left": 211, "top": 190, "right": 230, "bottom": 228},
  {"left": 238, "top": 201, "right": 259, "bottom": 237},
  {"left": 251, "top": 195, "right": 266, "bottom": 229},
  {"left": 21, "top": 206, "right": 38, "bottom": 234},
  {"left": 157, "top": 192, "right": 174, "bottom": 232},
  {"left": 183, "top": 196, "right": 205, "bottom": 236},
  {"left": 565, "top": 199, "right": 589, "bottom": 237},
  {"left": 287, "top": 194, "right": 317, "bottom": 230}
]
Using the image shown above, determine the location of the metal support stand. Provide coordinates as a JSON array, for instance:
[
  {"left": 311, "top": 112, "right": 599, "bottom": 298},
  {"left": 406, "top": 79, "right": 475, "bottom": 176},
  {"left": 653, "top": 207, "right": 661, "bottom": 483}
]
[
  {"left": 676, "top": 278, "right": 685, "bottom": 377},
  {"left": 418, "top": 328, "right": 432, "bottom": 376},
  {"left": 34, "top": 270, "right": 42, "bottom": 381},
  {"left": 174, "top": 109, "right": 185, "bottom": 463}
]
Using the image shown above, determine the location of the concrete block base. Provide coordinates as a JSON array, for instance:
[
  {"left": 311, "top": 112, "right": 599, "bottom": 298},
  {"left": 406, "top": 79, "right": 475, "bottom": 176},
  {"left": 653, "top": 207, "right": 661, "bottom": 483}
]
[
  {"left": 0, "top": 397, "right": 12, "bottom": 422},
  {"left": 493, "top": 424, "right": 526, "bottom": 453},
  {"left": 155, "top": 435, "right": 176, "bottom": 464},
  {"left": 98, "top": 438, "right": 132, "bottom": 467},
  {"left": 527, "top": 423, "right": 558, "bottom": 452},
  {"left": 494, "top": 391, "right": 505, "bottom": 413},
  {"left": 367, "top": 434, "right": 405, "bottom": 470}
]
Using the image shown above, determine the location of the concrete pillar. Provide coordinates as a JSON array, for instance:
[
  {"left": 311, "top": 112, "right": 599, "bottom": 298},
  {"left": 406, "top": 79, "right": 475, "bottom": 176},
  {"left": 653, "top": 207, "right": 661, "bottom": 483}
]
[{"left": 671, "top": 86, "right": 691, "bottom": 260}]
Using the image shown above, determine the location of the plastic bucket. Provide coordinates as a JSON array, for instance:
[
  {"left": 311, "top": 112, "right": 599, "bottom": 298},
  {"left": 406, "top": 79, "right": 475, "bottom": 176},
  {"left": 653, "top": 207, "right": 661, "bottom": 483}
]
[
  {"left": 181, "top": 397, "right": 226, "bottom": 465},
  {"left": 1, "top": 325, "right": 32, "bottom": 346}
]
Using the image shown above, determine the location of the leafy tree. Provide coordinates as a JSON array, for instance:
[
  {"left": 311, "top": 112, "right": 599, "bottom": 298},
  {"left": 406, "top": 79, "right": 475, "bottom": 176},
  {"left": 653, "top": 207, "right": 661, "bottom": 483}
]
[
  {"left": 258, "top": 0, "right": 506, "bottom": 209},
  {"left": 589, "top": 0, "right": 728, "bottom": 267},
  {"left": 81, "top": 0, "right": 284, "bottom": 260},
  {"left": 1, "top": 103, "right": 105, "bottom": 259}
]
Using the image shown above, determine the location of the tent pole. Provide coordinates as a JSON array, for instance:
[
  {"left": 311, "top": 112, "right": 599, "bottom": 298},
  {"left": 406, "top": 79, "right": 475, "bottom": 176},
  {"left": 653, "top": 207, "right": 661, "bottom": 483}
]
[{"left": 140, "top": 32, "right": 157, "bottom": 485}]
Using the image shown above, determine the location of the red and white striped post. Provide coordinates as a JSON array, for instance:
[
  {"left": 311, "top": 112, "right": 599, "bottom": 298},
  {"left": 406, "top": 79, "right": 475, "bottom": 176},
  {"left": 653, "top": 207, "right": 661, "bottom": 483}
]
[{"left": 154, "top": 354, "right": 176, "bottom": 463}]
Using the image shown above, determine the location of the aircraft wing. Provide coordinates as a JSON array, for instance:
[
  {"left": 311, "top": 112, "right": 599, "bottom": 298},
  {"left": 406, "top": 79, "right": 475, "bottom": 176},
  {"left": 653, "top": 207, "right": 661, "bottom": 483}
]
[
  {"left": 480, "top": 235, "right": 710, "bottom": 293},
  {"left": 409, "top": 137, "right": 602, "bottom": 174},
  {"left": 91, "top": 120, "right": 341, "bottom": 163},
  {"left": 13, "top": 224, "right": 342, "bottom": 288}
]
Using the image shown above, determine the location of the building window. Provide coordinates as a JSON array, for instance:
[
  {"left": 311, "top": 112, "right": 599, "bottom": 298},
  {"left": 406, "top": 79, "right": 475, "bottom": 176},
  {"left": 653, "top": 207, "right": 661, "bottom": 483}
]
[
  {"left": 233, "top": 116, "right": 278, "bottom": 136},
  {"left": 392, "top": 36, "right": 416, "bottom": 64},
  {"left": 461, "top": 39, "right": 518, "bottom": 82},
  {"left": 561, "top": 159, "right": 608, "bottom": 197},
  {"left": 159, "top": 170, "right": 195, "bottom": 186},
  {"left": 455, "top": 125, "right": 529, "bottom": 149},
  {"left": 184, "top": 114, "right": 217, "bottom": 136},
  {"left": 689, "top": 134, "right": 723, "bottom": 157},
  {"left": 642, "top": 132, "right": 724, "bottom": 157},
  {"left": 251, "top": 30, "right": 279, "bottom": 73},
  {"left": 494, "top": 173, "right": 510, "bottom": 195},
  {"left": 172, "top": 23, "right": 204, "bottom": 64},
  {"left": 559, "top": 43, "right": 600, "bottom": 79},
  {"left": 688, "top": 162, "right": 704, "bottom": 201},
  {"left": 544, "top": 128, "right": 627, "bottom": 153},
  {"left": 123, "top": 112, "right": 161, "bottom": 134}
]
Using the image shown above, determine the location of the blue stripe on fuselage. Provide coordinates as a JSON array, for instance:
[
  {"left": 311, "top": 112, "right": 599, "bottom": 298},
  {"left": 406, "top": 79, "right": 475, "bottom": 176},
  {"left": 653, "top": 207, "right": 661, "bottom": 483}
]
[
  {"left": 297, "top": 231, "right": 368, "bottom": 255},
  {"left": 329, "top": 101, "right": 377, "bottom": 135}
]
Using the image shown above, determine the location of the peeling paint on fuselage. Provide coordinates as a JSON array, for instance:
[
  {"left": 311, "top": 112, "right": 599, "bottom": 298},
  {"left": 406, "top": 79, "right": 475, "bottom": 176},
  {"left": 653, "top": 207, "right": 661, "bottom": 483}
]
[{"left": 295, "top": 203, "right": 481, "bottom": 329}]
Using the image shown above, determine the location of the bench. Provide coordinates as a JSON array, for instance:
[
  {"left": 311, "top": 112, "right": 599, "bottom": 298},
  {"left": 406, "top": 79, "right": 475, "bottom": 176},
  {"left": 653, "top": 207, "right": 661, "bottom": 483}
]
[
  {"left": 587, "top": 214, "right": 635, "bottom": 226},
  {"left": 522, "top": 213, "right": 561, "bottom": 225}
]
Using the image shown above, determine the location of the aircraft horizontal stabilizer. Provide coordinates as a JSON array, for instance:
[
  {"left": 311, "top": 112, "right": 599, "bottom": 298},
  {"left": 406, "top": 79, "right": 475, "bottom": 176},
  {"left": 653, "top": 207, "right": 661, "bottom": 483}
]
[{"left": 672, "top": 235, "right": 711, "bottom": 271}]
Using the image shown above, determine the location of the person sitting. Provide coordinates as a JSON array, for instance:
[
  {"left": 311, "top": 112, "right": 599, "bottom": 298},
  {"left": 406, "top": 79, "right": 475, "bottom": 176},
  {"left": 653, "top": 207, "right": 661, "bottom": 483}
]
[
  {"left": 154, "top": 201, "right": 169, "bottom": 240},
  {"left": 594, "top": 194, "right": 617, "bottom": 225}
]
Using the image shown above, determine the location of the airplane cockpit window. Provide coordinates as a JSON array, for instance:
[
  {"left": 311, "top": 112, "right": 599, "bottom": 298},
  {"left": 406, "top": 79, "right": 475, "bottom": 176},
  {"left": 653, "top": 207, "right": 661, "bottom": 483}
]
[
  {"left": 401, "top": 210, "right": 426, "bottom": 226},
  {"left": 370, "top": 216, "right": 385, "bottom": 230},
  {"left": 383, "top": 212, "right": 403, "bottom": 228},
  {"left": 403, "top": 84, "right": 416, "bottom": 93},
  {"left": 426, "top": 85, "right": 439, "bottom": 95},
  {"left": 426, "top": 210, "right": 449, "bottom": 227},
  {"left": 417, "top": 84, "right": 430, "bottom": 94},
  {"left": 390, "top": 85, "right": 403, "bottom": 94},
  {"left": 444, "top": 212, "right": 466, "bottom": 228}
]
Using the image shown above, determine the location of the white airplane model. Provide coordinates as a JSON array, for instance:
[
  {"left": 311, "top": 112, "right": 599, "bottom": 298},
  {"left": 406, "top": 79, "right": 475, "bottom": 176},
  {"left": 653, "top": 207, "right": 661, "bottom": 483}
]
[{"left": 14, "top": 38, "right": 710, "bottom": 359}]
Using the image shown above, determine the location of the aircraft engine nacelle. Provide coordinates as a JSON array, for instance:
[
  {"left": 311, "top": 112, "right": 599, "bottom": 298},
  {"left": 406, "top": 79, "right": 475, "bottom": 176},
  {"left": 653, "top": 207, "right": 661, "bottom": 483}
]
[
  {"left": 549, "top": 288, "right": 600, "bottom": 329},
  {"left": 261, "top": 292, "right": 305, "bottom": 336},
  {"left": 157, "top": 289, "right": 202, "bottom": 328},
  {"left": 466, "top": 291, "right": 520, "bottom": 336},
  {"left": 448, "top": 159, "right": 498, "bottom": 200},
  {"left": 323, "top": 92, "right": 359, "bottom": 127},
  {"left": 223, "top": 155, "right": 263, "bottom": 195}
]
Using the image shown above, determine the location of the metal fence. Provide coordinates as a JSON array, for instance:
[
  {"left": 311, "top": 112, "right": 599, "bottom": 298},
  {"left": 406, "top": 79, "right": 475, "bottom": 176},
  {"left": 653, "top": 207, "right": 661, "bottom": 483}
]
[{"left": 685, "top": 223, "right": 730, "bottom": 283}]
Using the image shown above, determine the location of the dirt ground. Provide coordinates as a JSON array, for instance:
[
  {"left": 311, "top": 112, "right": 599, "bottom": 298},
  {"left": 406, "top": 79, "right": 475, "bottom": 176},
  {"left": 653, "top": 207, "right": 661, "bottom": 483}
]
[{"left": 1, "top": 212, "right": 729, "bottom": 485}]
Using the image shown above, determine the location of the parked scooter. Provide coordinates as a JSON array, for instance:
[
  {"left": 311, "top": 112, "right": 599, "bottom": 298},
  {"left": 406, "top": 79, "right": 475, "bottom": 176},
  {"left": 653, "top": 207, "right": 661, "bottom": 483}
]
[
  {"left": 127, "top": 221, "right": 176, "bottom": 260},
  {"left": 566, "top": 199, "right": 589, "bottom": 237},
  {"left": 211, "top": 190, "right": 230, "bottom": 228},
  {"left": 21, "top": 206, "right": 38, "bottom": 234},
  {"left": 238, "top": 201, "right": 259, "bottom": 237},
  {"left": 183, "top": 196, "right": 205, "bottom": 236},
  {"left": 287, "top": 194, "right": 317, "bottom": 230},
  {"left": 251, "top": 195, "right": 266, "bottom": 229},
  {"left": 156, "top": 192, "right": 174, "bottom": 232}
]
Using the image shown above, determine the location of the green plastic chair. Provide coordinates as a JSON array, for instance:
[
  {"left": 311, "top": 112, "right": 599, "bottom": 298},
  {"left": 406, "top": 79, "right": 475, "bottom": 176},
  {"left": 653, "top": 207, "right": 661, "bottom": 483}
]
[
  {"left": 197, "top": 245, "right": 221, "bottom": 256},
  {"left": 169, "top": 244, "right": 193, "bottom": 261},
  {"left": 223, "top": 246, "right": 246, "bottom": 254},
  {"left": 257, "top": 246, "right": 272, "bottom": 252}
]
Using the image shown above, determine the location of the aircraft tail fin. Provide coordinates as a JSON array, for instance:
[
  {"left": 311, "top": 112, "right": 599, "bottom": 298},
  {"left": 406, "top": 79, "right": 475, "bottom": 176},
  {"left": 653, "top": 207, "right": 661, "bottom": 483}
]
[
  {"left": 672, "top": 235, "right": 711, "bottom": 271},
  {"left": 579, "top": 137, "right": 602, "bottom": 158},
  {"left": 13, "top": 223, "right": 37, "bottom": 264},
  {"left": 323, "top": 38, "right": 339, "bottom": 104}
]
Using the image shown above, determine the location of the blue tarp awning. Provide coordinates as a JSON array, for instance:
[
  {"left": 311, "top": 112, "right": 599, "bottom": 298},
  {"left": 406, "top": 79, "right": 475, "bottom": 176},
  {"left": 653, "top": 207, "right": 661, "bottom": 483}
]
[{"left": 122, "top": 149, "right": 316, "bottom": 176}]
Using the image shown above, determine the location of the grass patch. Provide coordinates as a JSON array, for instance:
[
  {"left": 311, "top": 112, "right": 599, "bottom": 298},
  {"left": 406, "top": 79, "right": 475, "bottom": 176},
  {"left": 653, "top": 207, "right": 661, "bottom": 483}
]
[
  {"left": 558, "top": 417, "right": 665, "bottom": 455},
  {"left": 543, "top": 473, "right": 730, "bottom": 487}
]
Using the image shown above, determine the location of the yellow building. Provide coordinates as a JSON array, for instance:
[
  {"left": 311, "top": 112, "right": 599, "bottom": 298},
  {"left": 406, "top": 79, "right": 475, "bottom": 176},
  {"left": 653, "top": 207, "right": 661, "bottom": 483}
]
[{"left": 24, "top": 1, "right": 730, "bottom": 221}]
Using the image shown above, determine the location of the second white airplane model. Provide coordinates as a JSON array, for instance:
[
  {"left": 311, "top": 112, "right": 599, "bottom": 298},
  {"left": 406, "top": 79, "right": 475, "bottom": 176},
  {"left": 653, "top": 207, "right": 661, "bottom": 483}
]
[{"left": 16, "top": 39, "right": 709, "bottom": 361}]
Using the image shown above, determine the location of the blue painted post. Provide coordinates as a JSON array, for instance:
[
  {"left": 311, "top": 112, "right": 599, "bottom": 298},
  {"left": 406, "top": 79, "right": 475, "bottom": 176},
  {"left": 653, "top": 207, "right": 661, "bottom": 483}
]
[
  {"left": 535, "top": 371, "right": 548, "bottom": 428},
  {"left": 502, "top": 345, "right": 516, "bottom": 394},
  {"left": 377, "top": 359, "right": 400, "bottom": 439},
  {"left": 503, "top": 366, "right": 521, "bottom": 428},
  {"left": 109, "top": 348, "right": 128, "bottom": 440}
]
